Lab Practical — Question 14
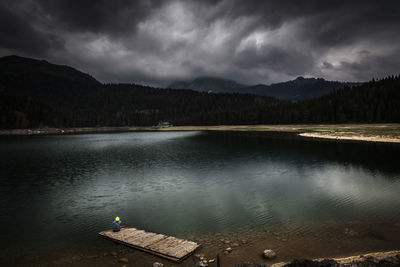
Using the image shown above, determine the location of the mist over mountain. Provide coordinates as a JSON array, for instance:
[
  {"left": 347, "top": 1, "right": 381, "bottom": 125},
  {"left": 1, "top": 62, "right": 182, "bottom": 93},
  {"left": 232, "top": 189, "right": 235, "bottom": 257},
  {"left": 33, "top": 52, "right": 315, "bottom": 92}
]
[
  {"left": 168, "top": 77, "right": 248, "bottom": 93},
  {"left": 168, "top": 76, "right": 362, "bottom": 101}
]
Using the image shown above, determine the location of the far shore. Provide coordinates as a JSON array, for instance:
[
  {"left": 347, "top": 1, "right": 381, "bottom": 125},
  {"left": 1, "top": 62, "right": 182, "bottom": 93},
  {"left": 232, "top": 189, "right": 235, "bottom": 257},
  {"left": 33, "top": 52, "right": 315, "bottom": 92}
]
[{"left": 1, "top": 123, "right": 400, "bottom": 143}]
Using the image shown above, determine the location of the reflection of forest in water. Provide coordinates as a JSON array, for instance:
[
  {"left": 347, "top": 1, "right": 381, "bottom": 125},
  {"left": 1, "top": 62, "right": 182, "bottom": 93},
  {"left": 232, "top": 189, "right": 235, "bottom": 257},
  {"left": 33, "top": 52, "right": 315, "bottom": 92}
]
[{"left": 202, "top": 131, "right": 400, "bottom": 176}]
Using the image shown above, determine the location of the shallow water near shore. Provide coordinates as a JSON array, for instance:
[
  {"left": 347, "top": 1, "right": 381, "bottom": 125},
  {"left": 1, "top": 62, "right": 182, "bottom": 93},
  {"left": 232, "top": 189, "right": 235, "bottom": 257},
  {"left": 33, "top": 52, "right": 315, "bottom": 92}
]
[{"left": 1, "top": 131, "right": 400, "bottom": 266}]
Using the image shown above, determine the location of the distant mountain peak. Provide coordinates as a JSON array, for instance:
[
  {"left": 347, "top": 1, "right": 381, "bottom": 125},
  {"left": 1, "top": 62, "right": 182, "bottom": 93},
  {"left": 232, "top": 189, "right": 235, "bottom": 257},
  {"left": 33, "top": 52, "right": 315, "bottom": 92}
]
[{"left": 169, "top": 75, "right": 362, "bottom": 100}]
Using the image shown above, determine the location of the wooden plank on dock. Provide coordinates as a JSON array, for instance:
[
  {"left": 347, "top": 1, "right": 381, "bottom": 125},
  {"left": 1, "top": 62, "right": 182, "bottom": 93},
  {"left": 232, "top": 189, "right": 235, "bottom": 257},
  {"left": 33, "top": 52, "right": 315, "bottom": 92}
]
[{"left": 99, "top": 227, "right": 200, "bottom": 262}]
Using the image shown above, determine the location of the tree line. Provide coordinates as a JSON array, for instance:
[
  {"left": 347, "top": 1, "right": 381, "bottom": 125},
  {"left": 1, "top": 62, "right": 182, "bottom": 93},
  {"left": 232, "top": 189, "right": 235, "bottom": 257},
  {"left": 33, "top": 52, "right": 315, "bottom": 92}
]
[{"left": 1, "top": 75, "right": 399, "bottom": 129}]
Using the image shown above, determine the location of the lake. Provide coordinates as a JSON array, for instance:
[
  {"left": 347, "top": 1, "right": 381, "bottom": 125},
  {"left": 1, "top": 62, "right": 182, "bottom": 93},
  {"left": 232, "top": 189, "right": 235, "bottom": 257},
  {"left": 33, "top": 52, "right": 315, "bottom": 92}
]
[{"left": 1, "top": 131, "right": 400, "bottom": 266}]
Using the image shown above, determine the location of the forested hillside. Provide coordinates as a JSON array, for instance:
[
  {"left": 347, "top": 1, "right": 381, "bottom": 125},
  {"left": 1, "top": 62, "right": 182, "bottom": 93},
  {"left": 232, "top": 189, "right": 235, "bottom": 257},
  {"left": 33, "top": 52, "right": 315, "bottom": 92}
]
[
  {"left": 0, "top": 56, "right": 399, "bottom": 129},
  {"left": 256, "top": 76, "right": 400, "bottom": 124}
]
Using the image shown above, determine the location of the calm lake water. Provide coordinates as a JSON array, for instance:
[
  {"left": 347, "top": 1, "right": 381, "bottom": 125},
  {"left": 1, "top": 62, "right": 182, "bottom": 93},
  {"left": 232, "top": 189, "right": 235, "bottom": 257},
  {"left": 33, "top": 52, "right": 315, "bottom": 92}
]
[{"left": 1, "top": 131, "right": 400, "bottom": 263}]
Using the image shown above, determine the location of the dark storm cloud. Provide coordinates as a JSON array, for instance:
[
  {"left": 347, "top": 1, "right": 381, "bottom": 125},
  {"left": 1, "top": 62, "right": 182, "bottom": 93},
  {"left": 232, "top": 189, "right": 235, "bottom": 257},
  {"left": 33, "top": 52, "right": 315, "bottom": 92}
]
[
  {"left": 0, "top": 0, "right": 399, "bottom": 86},
  {"left": 35, "top": 0, "right": 167, "bottom": 35},
  {"left": 0, "top": 2, "right": 63, "bottom": 56}
]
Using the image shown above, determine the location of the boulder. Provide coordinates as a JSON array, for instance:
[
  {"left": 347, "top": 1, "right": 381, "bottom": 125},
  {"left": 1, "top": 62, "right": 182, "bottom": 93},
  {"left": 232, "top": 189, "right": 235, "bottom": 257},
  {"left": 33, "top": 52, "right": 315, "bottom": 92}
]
[
  {"left": 263, "top": 249, "right": 276, "bottom": 259},
  {"left": 196, "top": 261, "right": 208, "bottom": 267}
]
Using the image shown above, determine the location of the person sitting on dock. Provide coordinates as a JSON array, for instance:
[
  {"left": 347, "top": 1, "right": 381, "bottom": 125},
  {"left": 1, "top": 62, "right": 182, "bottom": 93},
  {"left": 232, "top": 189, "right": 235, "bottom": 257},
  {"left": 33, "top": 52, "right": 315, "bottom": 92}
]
[{"left": 112, "top": 217, "right": 121, "bottom": 232}]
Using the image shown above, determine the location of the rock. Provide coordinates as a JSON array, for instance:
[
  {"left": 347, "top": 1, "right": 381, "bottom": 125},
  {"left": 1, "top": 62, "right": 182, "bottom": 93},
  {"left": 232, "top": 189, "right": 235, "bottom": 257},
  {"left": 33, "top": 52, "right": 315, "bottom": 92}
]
[
  {"left": 208, "top": 259, "right": 215, "bottom": 263},
  {"left": 118, "top": 258, "right": 129, "bottom": 263},
  {"left": 196, "top": 261, "right": 208, "bottom": 267},
  {"left": 241, "top": 239, "right": 248, "bottom": 244},
  {"left": 224, "top": 240, "right": 231, "bottom": 244},
  {"left": 263, "top": 249, "right": 276, "bottom": 259},
  {"left": 111, "top": 251, "right": 117, "bottom": 257},
  {"left": 233, "top": 242, "right": 239, "bottom": 247},
  {"left": 153, "top": 262, "right": 164, "bottom": 267},
  {"left": 226, "top": 247, "right": 233, "bottom": 252},
  {"left": 223, "top": 251, "right": 230, "bottom": 255},
  {"left": 103, "top": 252, "right": 108, "bottom": 257}
]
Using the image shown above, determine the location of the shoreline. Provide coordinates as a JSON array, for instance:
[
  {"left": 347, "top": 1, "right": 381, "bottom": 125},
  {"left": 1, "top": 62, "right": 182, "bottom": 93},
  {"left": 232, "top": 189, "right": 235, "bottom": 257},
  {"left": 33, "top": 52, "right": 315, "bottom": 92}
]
[
  {"left": 299, "top": 132, "right": 400, "bottom": 143},
  {"left": 271, "top": 250, "right": 400, "bottom": 267},
  {"left": 1, "top": 124, "right": 400, "bottom": 144},
  {"left": 5, "top": 220, "right": 400, "bottom": 266}
]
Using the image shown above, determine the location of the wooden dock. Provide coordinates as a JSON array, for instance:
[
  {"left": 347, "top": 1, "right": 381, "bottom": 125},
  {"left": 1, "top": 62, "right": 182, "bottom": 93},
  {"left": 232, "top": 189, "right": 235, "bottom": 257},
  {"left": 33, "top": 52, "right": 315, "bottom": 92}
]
[{"left": 99, "top": 227, "right": 201, "bottom": 262}]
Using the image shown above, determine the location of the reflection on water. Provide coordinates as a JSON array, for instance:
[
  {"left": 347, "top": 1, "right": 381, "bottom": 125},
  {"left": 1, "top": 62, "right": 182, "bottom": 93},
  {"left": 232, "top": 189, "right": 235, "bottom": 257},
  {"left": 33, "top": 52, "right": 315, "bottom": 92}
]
[{"left": 0, "top": 131, "right": 399, "bottom": 259}]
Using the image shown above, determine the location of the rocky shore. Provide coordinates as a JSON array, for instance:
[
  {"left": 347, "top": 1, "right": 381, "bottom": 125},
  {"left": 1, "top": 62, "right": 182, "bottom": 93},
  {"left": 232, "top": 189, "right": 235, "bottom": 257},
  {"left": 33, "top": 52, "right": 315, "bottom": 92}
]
[{"left": 234, "top": 250, "right": 400, "bottom": 267}]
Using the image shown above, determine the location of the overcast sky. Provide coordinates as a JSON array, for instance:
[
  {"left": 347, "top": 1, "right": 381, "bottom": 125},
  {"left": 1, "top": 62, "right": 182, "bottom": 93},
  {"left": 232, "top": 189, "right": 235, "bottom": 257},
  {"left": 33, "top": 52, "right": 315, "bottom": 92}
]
[{"left": 1, "top": 0, "right": 400, "bottom": 86}]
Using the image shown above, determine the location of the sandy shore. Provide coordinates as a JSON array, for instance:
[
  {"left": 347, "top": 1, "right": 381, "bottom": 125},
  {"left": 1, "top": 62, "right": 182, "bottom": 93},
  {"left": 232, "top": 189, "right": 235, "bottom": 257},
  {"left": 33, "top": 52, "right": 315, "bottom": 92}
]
[{"left": 299, "top": 132, "right": 400, "bottom": 143}]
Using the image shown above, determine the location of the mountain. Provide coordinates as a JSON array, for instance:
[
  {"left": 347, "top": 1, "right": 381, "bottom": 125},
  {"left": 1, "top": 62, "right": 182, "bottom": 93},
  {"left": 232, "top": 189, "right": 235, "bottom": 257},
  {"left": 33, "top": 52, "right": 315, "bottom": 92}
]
[
  {"left": 0, "top": 55, "right": 398, "bottom": 129},
  {"left": 0, "top": 55, "right": 100, "bottom": 88},
  {"left": 0, "top": 55, "right": 276, "bottom": 128},
  {"left": 168, "top": 77, "right": 247, "bottom": 93},
  {"left": 247, "top": 76, "right": 361, "bottom": 101},
  {"left": 168, "top": 76, "right": 362, "bottom": 101},
  {"left": 0, "top": 55, "right": 100, "bottom": 106}
]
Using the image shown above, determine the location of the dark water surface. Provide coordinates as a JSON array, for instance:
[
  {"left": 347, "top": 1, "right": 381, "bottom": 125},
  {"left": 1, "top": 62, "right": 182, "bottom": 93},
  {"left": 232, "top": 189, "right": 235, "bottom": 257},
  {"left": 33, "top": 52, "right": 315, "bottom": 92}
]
[{"left": 1, "top": 131, "right": 400, "bottom": 263}]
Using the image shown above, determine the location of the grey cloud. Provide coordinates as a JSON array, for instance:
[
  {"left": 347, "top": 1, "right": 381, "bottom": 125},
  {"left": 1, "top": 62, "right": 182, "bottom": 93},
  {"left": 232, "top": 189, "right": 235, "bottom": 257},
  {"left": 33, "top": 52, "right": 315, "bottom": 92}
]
[
  {"left": 334, "top": 48, "right": 400, "bottom": 81},
  {"left": 0, "top": 2, "right": 63, "bottom": 56},
  {"left": 234, "top": 45, "right": 314, "bottom": 75},
  {"left": 35, "top": 0, "right": 167, "bottom": 35},
  {"left": 0, "top": 0, "right": 399, "bottom": 86}
]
